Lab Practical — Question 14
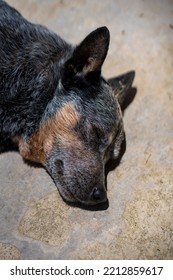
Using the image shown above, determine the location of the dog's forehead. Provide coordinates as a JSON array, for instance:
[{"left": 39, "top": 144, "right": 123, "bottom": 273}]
[{"left": 80, "top": 80, "right": 122, "bottom": 131}]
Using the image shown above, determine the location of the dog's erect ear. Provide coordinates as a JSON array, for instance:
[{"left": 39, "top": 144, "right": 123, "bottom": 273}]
[
  {"left": 108, "top": 71, "right": 135, "bottom": 108},
  {"left": 66, "top": 26, "right": 110, "bottom": 77}
]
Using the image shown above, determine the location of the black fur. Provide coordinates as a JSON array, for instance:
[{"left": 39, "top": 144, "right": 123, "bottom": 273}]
[{"left": 0, "top": 1, "right": 71, "bottom": 138}]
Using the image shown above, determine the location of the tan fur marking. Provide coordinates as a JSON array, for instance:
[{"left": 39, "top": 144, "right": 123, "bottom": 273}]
[{"left": 17, "top": 102, "right": 81, "bottom": 163}]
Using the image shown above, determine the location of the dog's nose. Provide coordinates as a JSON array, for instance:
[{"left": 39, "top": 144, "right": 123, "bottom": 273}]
[{"left": 91, "top": 187, "right": 107, "bottom": 204}]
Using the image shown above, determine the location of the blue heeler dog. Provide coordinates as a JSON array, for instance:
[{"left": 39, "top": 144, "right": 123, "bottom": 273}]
[{"left": 0, "top": 1, "right": 135, "bottom": 206}]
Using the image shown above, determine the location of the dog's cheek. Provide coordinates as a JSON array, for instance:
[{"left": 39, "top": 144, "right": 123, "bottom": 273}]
[{"left": 15, "top": 136, "right": 48, "bottom": 164}]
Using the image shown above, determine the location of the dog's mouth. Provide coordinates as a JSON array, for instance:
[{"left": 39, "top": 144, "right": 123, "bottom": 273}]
[
  {"left": 58, "top": 188, "right": 109, "bottom": 211},
  {"left": 56, "top": 183, "right": 107, "bottom": 207}
]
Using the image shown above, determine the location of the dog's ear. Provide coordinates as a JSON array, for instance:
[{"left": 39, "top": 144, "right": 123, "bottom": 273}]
[
  {"left": 108, "top": 71, "right": 135, "bottom": 108},
  {"left": 65, "top": 26, "right": 110, "bottom": 77}
]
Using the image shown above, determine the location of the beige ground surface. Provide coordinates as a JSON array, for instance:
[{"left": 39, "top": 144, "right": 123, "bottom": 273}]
[{"left": 0, "top": 0, "right": 173, "bottom": 259}]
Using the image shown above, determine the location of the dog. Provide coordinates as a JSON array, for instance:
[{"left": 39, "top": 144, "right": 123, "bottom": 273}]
[{"left": 0, "top": 0, "right": 135, "bottom": 206}]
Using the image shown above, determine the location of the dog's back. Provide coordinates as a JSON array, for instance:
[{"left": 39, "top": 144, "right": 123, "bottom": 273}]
[{"left": 0, "top": 0, "right": 71, "bottom": 138}]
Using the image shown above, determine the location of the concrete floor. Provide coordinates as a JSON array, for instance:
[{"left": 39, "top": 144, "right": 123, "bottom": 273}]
[{"left": 0, "top": 0, "right": 173, "bottom": 259}]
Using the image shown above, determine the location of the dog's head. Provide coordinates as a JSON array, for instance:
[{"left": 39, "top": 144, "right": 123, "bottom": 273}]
[{"left": 18, "top": 27, "right": 135, "bottom": 206}]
